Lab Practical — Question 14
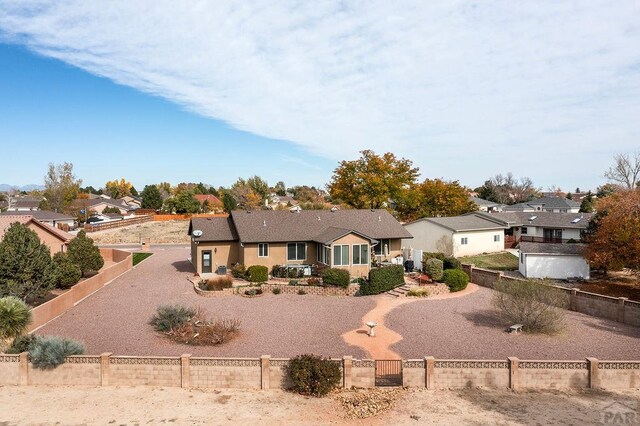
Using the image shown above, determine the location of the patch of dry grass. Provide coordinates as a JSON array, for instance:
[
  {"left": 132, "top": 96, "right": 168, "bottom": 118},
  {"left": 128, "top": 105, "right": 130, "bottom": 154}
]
[{"left": 90, "top": 220, "right": 190, "bottom": 244}]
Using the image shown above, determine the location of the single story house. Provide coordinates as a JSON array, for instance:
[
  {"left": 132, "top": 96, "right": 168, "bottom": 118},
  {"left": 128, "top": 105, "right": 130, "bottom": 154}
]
[
  {"left": 194, "top": 194, "right": 224, "bottom": 212},
  {"left": 188, "top": 209, "right": 412, "bottom": 277},
  {"left": 402, "top": 213, "right": 508, "bottom": 257},
  {"left": 518, "top": 242, "right": 590, "bottom": 279},
  {"left": 503, "top": 196, "right": 580, "bottom": 213},
  {"left": 469, "top": 196, "right": 504, "bottom": 212},
  {"left": 73, "top": 198, "right": 134, "bottom": 215},
  {"left": 0, "top": 210, "right": 75, "bottom": 229},
  {"left": 0, "top": 215, "right": 72, "bottom": 254},
  {"left": 6, "top": 197, "right": 41, "bottom": 211}
]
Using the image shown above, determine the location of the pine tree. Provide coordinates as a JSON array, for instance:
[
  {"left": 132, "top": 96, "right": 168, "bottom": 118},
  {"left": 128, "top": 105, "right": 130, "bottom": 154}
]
[
  {"left": 0, "top": 223, "right": 56, "bottom": 300},
  {"left": 67, "top": 231, "right": 104, "bottom": 276},
  {"left": 140, "top": 185, "right": 163, "bottom": 210}
]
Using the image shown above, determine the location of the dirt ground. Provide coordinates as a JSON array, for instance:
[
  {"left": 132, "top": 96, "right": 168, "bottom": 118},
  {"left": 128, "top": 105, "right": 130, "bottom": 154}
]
[
  {"left": 1, "top": 385, "right": 638, "bottom": 425},
  {"left": 89, "top": 220, "right": 190, "bottom": 244},
  {"left": 578, "top": 270, "right": 640, "bottom": 301}
]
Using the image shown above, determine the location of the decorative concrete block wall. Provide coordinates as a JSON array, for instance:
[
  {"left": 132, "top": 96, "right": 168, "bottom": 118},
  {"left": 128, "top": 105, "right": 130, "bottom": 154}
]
[
  {"left": 433, "top": 360, "right": 510, "bottom": 389},
  {"left": 109, "top": 357, "right": 182, "bottom": 387},
  {"left": 189, "top": 358, "right": 261, "bottom": 389},
  {"left": 0, "top": 355, "right": 20, "bottom": 386},
  {"left": 518, "top": 361, "right": 589, "bottom": 389},
  {"left": 351, "top": 359, "right": 376, "bottom": 388},
  {"left": 27, "top": 356, "right": 102, "bottom": 386}
]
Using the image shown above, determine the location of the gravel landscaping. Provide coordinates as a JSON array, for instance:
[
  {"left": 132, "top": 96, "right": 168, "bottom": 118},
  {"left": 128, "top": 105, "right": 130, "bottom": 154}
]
[{"left": 36, "top": 247, "right": 640, "bottom": 360}]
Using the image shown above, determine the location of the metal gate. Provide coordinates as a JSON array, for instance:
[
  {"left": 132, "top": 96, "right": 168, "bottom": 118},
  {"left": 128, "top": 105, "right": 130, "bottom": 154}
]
[{"left": 375, "top": 360, "right": 403, "bottom": 387}]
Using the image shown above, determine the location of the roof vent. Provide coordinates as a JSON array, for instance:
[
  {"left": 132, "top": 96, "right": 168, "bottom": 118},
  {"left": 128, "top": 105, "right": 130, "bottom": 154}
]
[
  {"left": 528, "top": 215, "right": 537, "bottom": 221},
  {"left": 571, "top": 218, "right": 581, "bottom": 223}
]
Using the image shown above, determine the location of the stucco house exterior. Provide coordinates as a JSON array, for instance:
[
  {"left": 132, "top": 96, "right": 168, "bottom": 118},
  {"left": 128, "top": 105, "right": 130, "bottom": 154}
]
[
  {"left": 188, "top": 209, "right": 412, "bottom": 277},
  {"left": 0, "top": 215, "right": 72, "bottom": 254},
  {"left": 402, "top": 213, "right": 508, "bottom": 257},
  {"left": 518, "top": 242, "right": 590, "bottom": 279}
]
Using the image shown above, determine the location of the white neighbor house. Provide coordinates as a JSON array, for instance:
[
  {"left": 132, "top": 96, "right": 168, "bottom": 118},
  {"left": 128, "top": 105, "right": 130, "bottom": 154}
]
[
  {"left": 403, "top": 213, "right": 507, "bottom": 257},
  {"left": 518, "top": 242, "right": 590, "bottom": 279}
]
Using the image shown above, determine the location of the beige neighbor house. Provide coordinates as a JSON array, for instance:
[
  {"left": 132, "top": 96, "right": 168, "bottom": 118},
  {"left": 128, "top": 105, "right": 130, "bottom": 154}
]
[
  {"left": 0, "top": 215, "right": 72, "bottom": 254},
  {"left": 402, "top": 213, "right": 508, "bottom": 257},
  {"left": 188, "top": 209, "right": 412, "bottom": 278},
  {"left": 0, "top": 210, "right": 75, "bottom": 229}
]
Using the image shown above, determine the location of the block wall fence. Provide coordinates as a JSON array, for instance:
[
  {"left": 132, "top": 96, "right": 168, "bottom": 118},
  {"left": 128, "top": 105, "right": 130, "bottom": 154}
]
[
  {"left": 27, "top": 248, "right": 133, "bottom": 332},
  {"left": 461, "top": 264, "right": 640, "bottom": 327},
  {"left": 0, "top": 354, "right": 638, "bottom": 390}
]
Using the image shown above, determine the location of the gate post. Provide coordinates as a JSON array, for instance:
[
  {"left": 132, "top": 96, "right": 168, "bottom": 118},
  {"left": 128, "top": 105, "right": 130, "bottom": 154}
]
[
  {"left": 343, "top": 356, "right": 352, "bottom": 389},
  {"left": 425, "top": 356, "right": 435, "bottom": 389}
]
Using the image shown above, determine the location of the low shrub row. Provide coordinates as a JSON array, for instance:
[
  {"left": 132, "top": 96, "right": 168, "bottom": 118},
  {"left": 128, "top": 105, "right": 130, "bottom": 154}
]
[
  {"left": 360, "top": 265, "right": 404, "bottom": 295},
  {"left": 199, "top": 276, "right": 233, "bottom": 291},
  {"left": 230, "top": 263, "right": 269, "bottom": 282},
  {"left": 321, "top": 268, "right": 350, "bottom": 288},
  {"left": 421, "top": 252, "right": 462, "bottom": 272}
]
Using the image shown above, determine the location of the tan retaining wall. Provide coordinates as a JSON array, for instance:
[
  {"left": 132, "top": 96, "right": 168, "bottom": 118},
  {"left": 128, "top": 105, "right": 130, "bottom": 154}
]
[
  {"left": 28, "top": 249, "right": 133, "bottom": 332},
  {"left": 462, "top": 264, "right": 640, "bottom": 327},
  {"left": 0, "top": 354, "right": 638, "bottom": 390}
]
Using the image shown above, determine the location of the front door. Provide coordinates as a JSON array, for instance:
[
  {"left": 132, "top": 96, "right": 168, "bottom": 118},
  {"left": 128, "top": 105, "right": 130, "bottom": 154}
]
[{"left": 202, "top": 250, "right": 212, "bottom": 273}]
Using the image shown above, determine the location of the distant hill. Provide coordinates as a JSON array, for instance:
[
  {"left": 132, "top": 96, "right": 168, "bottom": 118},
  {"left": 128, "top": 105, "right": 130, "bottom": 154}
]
[{"left": 0, "top": 183, "right": 45, "bottom": 192}]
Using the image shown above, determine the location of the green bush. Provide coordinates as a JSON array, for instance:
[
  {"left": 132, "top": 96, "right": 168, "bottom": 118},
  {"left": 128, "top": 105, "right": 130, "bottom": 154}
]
[
  {"left": 247, "top": 265, "right": 268, "bottom": 283},
  {"left": 360, "top": 265, "right": 404, "bottom": 295},
  {"left": 286, "top": 354, "right": 341, "bottom": 397},
  {"left": 150, "top": 304, "right": 196, "bottom": 332},
  {"left": 443, "top": 257, "right": 462, "bottom": 270},
  {"left": 67, "top": 230, "right": 104, "bottom": 275},
  {"left": 321, "top": 268, "right": 350, "bottom": 288},
  {"left": 231, "top": 263, "right": 247, "bottom": 279},
  {"left": 244, "top": 288, "right": 263, "bottom": 296},
  {"left": 52, "top": 252, "right": 82, "bottom": 289},
  {"left": 289, "top": 279, "right": 299, "bottom": 286},
  {"left": 29, "top": 336, "right": 85, "bottom": 369},
  {"left": 6, "top": 334, "right": 38, "bottom": 354},
  {"left": 421, "top": 252, "right": 445, "bottom": 270},
  {"left": 297, "top": 289, "right": 307, "bottom": 295},
  {"left": 442, "top": 269, "right": 469, "bottom": 292},
  {"left": 0, "top": 296, "right": 32, "bottom": 340},
  {"left": 424, "top": 258, "right": 444, "bottom": 281},
  {"left": 272, "top": 287, "right": 281, "bottom": 295}
]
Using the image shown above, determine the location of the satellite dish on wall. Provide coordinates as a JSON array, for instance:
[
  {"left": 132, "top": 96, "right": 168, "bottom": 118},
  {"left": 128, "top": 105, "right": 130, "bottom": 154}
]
[{"left": 192, "top": 230, "right": 203, "bottom": 238}]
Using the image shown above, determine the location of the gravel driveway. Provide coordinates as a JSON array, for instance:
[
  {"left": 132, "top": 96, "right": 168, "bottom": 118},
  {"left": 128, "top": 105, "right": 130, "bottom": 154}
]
[{"left": 38, "top": 247, "right": 639, "bottom": 360}]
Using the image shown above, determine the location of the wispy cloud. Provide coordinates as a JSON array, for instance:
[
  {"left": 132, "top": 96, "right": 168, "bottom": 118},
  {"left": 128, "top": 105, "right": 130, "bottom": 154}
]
[{"left": 1, "top": 1, "right": 639, "bottom": 187}]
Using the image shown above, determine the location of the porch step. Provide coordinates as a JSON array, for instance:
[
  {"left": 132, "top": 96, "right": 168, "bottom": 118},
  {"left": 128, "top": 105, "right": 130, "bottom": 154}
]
[{"left": 387, "top": 285, "right": 411, "bottom": 298}]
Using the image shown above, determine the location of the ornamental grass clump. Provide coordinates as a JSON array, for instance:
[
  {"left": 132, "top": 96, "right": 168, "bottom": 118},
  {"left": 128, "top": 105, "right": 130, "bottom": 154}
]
[
  {"left": 151, "top": 305, "right": 240, "bottom": 346},
  {"left": 492, "top": 279, "right": 566, "bottom": 335},
  {"left": 287, "top": 354, "right": 341, "bottom": 397},
  {"left": 150, "top": 304, "right": 196, "bottom": 332},
  {"left": 29, "top": 336, "right": 85, "bottom": 369},
  {"left": 0, "top": 296, "right": 32, "bottom": 345}
]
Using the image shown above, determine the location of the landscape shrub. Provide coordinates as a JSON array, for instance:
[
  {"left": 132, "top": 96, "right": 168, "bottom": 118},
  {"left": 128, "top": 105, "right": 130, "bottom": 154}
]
[
  {"left": 29, "top": 336, "right": 85, "bottom": 369},
  {"left": 442, "top": 269, "right": 468, "bottom": 292},
  {"left": 351, "top": 277, "right": 366, "bottom": 285},
  {"left": 6, "top": 334, "right": 38, "bottom": 354},
  {"left": 289, "top": 279, "right": 299, "bottom": 286},
  {"left": 421, "top": 252, "right": 445, "bottom": 270},
  {"left": 306, "top": 276, "right": 321, "bottom": 286},
  {"left": 297, "top": 289, "right": 307, "bottom": 295},
  {"left": 423, "top": 258, "right": 444, "bottom": 281},
  {"left": 272, "top": 265, "right": 304, "bottom": 279},
  {"left": 247, "top": 265, "right": 268, "bottom": 283},
  {"left": 244, "top": 288, "right": 263, "bottom": 297},
  {"left": 321, "top": 268, "right": 350, "bottom": 288},
  {"left": 67, "top": 230, "right": 104, "bottom": 275},
  {"left": 406, "top": 288, "right": 430, "bottom": 298},
  {"left": 0, "top": 296, "right": 32, "bottom": 340},
  {"left": 231, "top": 263, "right": 247, "bottom": 279},
  {"left": 272, "top": 287, "right": 281, "bottom": 295},
  {"left": 492, "top": 279, "right": 566, "bottom": 334},
  {"left": 199, "top": 276, "right": 233, "bottom": 291},
  {"left": 443, "top": 257, "right": 462, "bottom": 270},
  {"left": 286, "top": 354, "right": 341, "bottom": 397},
  {"left": 360, "top": 265, "right": 404, "bottom": 295},
  {"left": 52, "top": 252, "right": 82, "bottom": 289},
  {"left": 150, "top": 304, "right": 196, "bottom": 332},
  {"left": 170, "top": 308, "right": 241, "bottom": 345}
]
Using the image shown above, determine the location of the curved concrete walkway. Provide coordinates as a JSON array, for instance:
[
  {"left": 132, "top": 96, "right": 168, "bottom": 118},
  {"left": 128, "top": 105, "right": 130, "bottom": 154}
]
[{"left": 342, "top": 283, "right": 479, "bottom": 359}]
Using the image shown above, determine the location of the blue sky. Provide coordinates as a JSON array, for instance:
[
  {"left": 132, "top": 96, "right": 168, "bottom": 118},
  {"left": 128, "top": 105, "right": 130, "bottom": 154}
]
[{"left": 1, "top": 1, "right": 639, "bottom": 192}]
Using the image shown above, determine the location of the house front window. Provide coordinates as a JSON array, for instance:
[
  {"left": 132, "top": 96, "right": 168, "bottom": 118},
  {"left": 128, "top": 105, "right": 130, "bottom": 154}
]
[
  {"left": 521, "top": 227, "right": 528, "bottom": 234},
  {"left": 494, "top": 234, "right": 501, "bottom": 242},
  {"left": 352, "top": 244, "right": 369, "bottom": 265},
  {"left": 333, "top": 244, "right": 349, "bottom": 266},
  {"left": 374, "top": 239, "right": 391, "bottom": 256},
  {"left": 258, "top": 243, "right": 269, "bottom": 257},
  {"left": 461, "top": 237, "right": 468, "bottom": 245},
  {"left": 287, "top": 242, "right": 306, "bottom": 261}
]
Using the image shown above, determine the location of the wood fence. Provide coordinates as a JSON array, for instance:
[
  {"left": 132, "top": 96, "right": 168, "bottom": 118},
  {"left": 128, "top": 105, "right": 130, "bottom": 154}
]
[
  {"left": 153, "top": 213, "right": 229, "bottom": 221},
  {"left": 84, "top": 215, "right": 153, "bottom": 232}
]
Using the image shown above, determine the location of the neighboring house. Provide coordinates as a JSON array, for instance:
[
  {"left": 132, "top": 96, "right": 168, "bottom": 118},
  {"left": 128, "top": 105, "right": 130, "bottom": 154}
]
[
  {"left": 266, "top": 193, "right": 300, "bottom": 210},
  {"left": 118, "top": 195, "right": 142, "bottom": 209},
  {"left": 402, "top": 213, "right": 508, "bottom": 257},
  {"left": 6, "top": 195, "right": 42, "bottom": 211},
  {"left": 188, "top": 209, "right": 412, "bottom": 277},
  {"left": 87, "top": 212, "right": 125, "bottom": 223},
  {"left": 469, "top": 196, "right": 504, "bottom": 212},
  {"left": 194, "top": 194, "right": 224, "bottom": 212},
  {"left": 0, "top": 210, "right": 75, "bottom": 229},
  {"left": 73, "top": 198, "right": 134, "bottom": 215},
  {"left": 480, "top": 211, "right": 592, "bottom": 246},
  {"left": 0, "top": 215, "right": 72, "bottom": 254},
  {"left": 518, "top": 242, "right": 590, "bottom": 279},
  {"left": 503, "top": 196, "right": 580, "bottom": 213}
]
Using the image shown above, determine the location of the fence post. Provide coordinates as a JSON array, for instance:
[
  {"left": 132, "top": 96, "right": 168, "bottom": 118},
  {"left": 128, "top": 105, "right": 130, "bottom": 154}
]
[
  {"left": 617, "top": 298, "right": 627, "bottom": 323},
  {"left": 100, "top": 352, "right": 112, "bottom": 386},
  {"left": 425, "top": 356, "right": 435, "bottom": 389},
  {"left": 570, "top": 289, "right": 578, "bottom": 311},
  {"left": 261, "top": 355, "right": 270, "bottom": 390},
  {"left": 181, "top": 354, "right": 191, "bottom": 388},
  {"left": 19, "top": 352, "right": 28, "bottom": 386},
  {"left": 586, "top": 358, "right": 599, "bottom": 389},
  {"left": 508, "top": 357, "right": 519, "bottom": 390},
  {"left": 343, "top": 356, "right": 352, "bottom": 389}
]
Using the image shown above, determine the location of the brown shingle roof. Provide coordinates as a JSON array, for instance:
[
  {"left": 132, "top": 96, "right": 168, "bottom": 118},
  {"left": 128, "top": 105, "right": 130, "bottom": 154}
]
[
  {"left": 189, "top": 217, "right": 238, "bottom": 242},
  {"left": 0, "top": 215, "right": 72, "bottom": 242},
  {"left": 228, "top": 209, "right": 411, "bottom": 243},
  {"left": 519, "top": 242, "right": 587, "bottom": 255},
  {"left": 0, "top": 210, "right": 74, "bottom": 221}
]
